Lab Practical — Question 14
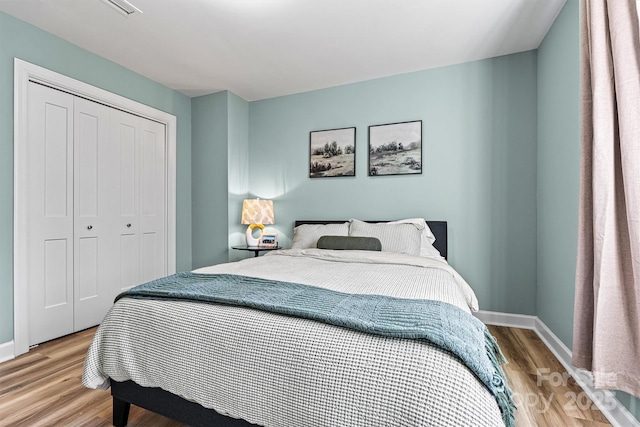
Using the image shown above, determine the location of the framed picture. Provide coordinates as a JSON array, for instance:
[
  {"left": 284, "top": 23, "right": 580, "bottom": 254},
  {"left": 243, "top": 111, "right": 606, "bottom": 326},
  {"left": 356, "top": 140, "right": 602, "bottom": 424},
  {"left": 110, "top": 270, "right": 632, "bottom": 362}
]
[
  {"left": 368, "top": 120, "right": 422, "bottom": 176},
  {"left": 309, "top": 127, "right": 356, "bottom": 178}
]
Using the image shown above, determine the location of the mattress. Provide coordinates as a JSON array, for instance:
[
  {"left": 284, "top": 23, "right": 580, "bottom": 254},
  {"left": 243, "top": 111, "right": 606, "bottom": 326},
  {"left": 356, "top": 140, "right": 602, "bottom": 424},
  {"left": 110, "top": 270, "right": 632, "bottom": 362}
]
[{"left": 83, "top": 249, "right": 506, "bottom": 426}]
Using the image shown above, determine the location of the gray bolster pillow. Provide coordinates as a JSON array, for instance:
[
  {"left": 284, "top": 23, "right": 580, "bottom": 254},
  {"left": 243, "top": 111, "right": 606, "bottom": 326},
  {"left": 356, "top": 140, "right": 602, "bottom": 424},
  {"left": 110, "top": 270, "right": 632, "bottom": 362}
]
[{"left": 316, "top": 235, "right": 382, "bottom": 251}]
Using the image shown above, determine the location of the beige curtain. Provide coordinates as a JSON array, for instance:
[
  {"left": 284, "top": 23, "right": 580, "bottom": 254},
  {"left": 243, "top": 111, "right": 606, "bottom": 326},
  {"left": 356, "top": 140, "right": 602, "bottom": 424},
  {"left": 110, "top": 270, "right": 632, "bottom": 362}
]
[{"left": 573, "top": 0, "right": 640, "bottom": 397}]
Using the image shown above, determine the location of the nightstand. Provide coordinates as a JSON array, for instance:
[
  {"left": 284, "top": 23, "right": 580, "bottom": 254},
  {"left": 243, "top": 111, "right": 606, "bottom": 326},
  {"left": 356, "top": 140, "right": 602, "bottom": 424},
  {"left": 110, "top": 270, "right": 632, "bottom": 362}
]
[{"left": 232, "top": 245, "right": 282, "bottom": 257}]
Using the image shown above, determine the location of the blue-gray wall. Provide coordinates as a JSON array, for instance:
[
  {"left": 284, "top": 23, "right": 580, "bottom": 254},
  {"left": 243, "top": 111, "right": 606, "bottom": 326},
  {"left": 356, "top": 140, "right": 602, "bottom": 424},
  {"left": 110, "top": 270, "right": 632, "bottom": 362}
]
[
  {"left": 191, "top": 90, "right": 249, "bottom": 268},
  {"left": 227, "top": 91, "right": 250, "bottom": 262},
  {"left": 192, "top": 92, "right": 229, "bottom": 269},
  {"left": 536, "top": 0, "right": 580, "bottom": 359},
  {"left": 0, "top": 11, "right": 193, "bottom": 344},
  {"left": 248, "top": 52, "right": 538, "bottom": 315}
]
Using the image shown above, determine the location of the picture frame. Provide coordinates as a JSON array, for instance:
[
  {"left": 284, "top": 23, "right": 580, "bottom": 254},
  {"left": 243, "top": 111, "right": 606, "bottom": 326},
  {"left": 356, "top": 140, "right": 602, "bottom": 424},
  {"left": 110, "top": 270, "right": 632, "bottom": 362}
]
[
  {"left": 309, "top": 127, "right": 356, "bottom": 178},
  {"left": 368, "top": 120, "right": 422, "bottom": 176}
]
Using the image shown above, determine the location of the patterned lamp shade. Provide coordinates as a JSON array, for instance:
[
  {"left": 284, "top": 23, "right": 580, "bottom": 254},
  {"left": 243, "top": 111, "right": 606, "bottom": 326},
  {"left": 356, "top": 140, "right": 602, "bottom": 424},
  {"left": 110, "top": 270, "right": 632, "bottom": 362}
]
[{"left": 241, "top": 199, "right": 275, "bottom": 225}]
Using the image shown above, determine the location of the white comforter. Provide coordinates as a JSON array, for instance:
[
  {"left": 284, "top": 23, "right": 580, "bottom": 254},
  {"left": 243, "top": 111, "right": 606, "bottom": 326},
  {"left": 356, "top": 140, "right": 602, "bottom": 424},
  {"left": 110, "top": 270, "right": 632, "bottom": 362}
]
[{"left": 83, "top": 249, "right": 503, "bottom": 427}]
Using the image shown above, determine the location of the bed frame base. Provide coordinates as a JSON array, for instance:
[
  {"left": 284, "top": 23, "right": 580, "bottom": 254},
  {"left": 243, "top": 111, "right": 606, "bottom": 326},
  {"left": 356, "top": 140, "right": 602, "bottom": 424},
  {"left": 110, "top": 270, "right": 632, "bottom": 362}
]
[{"left": 111, "top": 380, "right": 255, "bottom": 427}]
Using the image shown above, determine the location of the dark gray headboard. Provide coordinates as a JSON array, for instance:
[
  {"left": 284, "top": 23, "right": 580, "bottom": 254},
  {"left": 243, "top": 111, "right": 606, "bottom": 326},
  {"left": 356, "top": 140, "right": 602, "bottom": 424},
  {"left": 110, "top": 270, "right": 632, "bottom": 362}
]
[{"left": 294, "top": 220, "right": 447, "bottom": 259}]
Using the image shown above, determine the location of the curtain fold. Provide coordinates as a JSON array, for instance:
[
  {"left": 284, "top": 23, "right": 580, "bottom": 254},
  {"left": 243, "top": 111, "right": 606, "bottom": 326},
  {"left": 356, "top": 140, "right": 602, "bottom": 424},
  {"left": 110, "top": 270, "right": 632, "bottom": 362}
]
[{"left": 574, "top": 0, "right": 640, "bottom": 398}]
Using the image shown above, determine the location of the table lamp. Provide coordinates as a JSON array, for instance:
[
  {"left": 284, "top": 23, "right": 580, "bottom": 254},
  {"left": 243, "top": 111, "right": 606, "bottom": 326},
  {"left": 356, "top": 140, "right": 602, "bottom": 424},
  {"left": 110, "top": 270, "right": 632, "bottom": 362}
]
[{"left": 241, "top": 199, "right": 274, "bottom": 247}]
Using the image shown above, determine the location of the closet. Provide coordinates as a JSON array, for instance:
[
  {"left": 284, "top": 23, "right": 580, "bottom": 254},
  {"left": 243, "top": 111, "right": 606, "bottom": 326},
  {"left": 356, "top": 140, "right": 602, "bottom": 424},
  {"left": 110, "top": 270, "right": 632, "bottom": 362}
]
[{"left": 26, "top": 82, "right": 167, "bottom": 345}]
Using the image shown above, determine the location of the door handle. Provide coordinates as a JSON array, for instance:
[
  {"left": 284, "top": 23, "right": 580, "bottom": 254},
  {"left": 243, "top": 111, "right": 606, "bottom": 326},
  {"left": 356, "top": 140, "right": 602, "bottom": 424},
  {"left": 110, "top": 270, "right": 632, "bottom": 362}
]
[
  {"left": 127, "top": 223, "right": 132, "bottom": 228},
  {"left": 87, "top": 225, "right": 93, "bottom": 230}
]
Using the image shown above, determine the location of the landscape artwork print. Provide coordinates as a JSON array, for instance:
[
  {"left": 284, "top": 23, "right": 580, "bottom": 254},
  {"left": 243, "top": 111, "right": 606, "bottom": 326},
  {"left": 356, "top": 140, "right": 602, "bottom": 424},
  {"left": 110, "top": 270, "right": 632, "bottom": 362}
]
[
  {"left": 309, "top": 127, "right": 356, "bottom": 178},
  {"left": 368, "top": 120, "right": 422, "bottom": 176}
]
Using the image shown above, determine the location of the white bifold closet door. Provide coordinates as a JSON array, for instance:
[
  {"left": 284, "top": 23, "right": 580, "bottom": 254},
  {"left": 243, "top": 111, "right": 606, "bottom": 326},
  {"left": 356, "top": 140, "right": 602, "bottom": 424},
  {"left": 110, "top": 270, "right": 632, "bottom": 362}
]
[
  {"left": 112, "top": 108, "right": 167, "bottom": 295},
  {"left": 27, "top": 83, "right": 166, "bottom": 345},
  {"left": 27, "top": 83, "right": 75, "bottom": 345}
]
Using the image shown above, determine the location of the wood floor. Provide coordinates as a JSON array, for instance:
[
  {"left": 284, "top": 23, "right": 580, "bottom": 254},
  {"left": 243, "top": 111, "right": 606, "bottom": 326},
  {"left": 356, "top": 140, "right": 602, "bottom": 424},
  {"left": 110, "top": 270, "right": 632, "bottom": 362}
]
[
  {"left": 488, "top": 325, "right": 612, "bottom": 427},
  {"left": 0, "top": 325, "right": 612, "bottom": 427}
]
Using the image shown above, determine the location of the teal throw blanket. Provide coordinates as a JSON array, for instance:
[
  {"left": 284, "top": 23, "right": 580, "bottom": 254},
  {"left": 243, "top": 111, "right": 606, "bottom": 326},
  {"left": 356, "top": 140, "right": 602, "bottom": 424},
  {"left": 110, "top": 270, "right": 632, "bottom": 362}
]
[{"left": 117, "top": 272, "right": 515, "bottom": 426}]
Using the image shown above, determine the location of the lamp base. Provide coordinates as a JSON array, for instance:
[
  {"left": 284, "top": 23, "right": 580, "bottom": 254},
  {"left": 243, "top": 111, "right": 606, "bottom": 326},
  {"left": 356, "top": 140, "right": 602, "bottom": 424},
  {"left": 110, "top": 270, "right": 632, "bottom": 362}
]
[{"left": 245, "top": 224, "right": 265, "bottom": 247}]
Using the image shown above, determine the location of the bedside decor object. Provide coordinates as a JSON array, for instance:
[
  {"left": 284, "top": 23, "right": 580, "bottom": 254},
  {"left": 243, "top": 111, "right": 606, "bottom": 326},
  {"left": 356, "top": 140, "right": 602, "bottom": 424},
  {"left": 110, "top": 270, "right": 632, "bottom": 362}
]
[
  {"left": 259, "top": 233, "right": 278, "bottom": 248},
  {"left": 241, "top": 199, "right": 274, "bottom": 246},
  {"left": 368, "top": 120, "right": 422, "bottom": 176},
  {"left": 310, "top": 127, "right": 356, "bottom": 178}
]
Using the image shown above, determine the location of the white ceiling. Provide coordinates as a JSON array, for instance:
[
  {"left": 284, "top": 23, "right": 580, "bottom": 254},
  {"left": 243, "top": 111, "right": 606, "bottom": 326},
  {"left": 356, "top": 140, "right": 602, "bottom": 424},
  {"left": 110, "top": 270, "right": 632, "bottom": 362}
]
[{"left": 0, "top": 0, "right": 566, "bottom": 101}]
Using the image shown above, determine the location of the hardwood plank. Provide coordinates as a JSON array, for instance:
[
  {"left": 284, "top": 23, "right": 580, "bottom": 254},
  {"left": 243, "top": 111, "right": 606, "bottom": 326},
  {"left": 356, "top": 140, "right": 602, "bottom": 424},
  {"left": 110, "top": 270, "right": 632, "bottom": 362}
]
[
  {"left": 0, "top": 328, "right": 184, "bottom": 427},
  {"left": 0, "top": 325, "right": 614, "bottom": 426},
  {"left": 488, "top": 325, "right": 612, "bottom": 427}
]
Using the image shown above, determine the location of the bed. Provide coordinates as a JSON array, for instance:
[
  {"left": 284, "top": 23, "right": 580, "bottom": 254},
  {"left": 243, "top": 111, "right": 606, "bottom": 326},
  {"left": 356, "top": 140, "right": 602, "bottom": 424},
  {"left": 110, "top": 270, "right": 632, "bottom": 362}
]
[{"left": 82, "top": 219, "right": 515, "bottom": 427}]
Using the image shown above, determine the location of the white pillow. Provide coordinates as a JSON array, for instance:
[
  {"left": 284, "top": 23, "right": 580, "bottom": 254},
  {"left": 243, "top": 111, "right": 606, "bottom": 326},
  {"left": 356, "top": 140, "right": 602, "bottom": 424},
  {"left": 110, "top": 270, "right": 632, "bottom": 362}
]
[
  {"left": 388, "top": 218, "right": 442, "bottom": 259},
  {"left": 388, "top": 218, "right": 435, "bottom": 243},
  {"left": 349, "top": 219, "right": 422, "bottom": 256},
  {"left": 291, "top": 223, "right": 349, "bottom": 249}
]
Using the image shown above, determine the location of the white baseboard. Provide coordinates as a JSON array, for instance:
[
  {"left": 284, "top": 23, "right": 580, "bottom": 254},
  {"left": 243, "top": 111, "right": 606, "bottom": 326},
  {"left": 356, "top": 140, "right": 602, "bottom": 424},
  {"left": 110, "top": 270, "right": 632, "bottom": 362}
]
[
  {"left": 0, "top": 340, "right": 15, "bottom": 363},
  {"left": 474, "top": 310, "right": 537, "bottom": 329},
  {"left": 478, "top": 310, "right": 640, "bottom": 427}
]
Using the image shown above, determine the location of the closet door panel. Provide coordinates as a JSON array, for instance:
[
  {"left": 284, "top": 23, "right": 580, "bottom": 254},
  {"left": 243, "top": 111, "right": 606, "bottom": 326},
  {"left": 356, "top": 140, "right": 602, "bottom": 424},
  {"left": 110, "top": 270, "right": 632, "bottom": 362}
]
[
  {"left": 43, "top": 103, "right": 70, "bottom": 217},
  {"left": 77, "top": 111, "right": 98, "bottom": 217},
  {"left": 27, "top": 83, "right": 74, "bottom": 345},
  {"left": 119, "top": 123, "right": 137, "bottom": 217},
  {"left": 77, "top": 237, "right": 98, "bottom": 300},
  {"left": 43, "top": 239, "right": 70, "bottom": 307},
  {"left": 140, "top": 118, "right": 167, "bottom": 282},
  {"left": 112, "top": 110, "right": 141, "bottom": 292},
  {"left": 120, "top": 234, "right": 140, "bottom": 291},
  {"left": 73, "top": 98, "right": 116, "bottom": 330}
]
